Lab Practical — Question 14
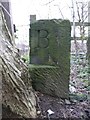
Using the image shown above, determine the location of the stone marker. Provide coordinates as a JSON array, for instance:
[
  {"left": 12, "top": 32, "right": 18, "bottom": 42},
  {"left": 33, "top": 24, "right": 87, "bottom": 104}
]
[{"left": 29, "top": 19, "right": 71, "bottom": 99}]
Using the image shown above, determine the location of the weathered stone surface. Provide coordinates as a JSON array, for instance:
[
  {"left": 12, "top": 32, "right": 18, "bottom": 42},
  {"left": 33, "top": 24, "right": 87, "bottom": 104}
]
[
  {"left": 29, "top": 19, "right": 71, "bottom": 98},
  {"left": 29, "top": 65, "right": 69, "bottom": 98},
  {"left": 0, "top": 7, "right": 36, "bottom": 118},
  {"left": 30, "top": 19, "right": 71, "bottom": 66}
]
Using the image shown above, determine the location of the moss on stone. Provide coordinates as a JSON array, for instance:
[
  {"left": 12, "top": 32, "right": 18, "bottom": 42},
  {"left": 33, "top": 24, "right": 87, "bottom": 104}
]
[
  {"left": 29, "top": 65, "right": 69, "bottom": 99},
  {"left": 29, "top": 19, "right": 71, "bottom": 98}
]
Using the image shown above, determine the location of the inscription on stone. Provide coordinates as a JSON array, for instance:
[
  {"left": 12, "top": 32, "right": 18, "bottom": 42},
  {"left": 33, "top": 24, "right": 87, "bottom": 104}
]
[
  {"left": 37, "top": 29, "right": 49, "bottom": 48},
  {"left": 29, "top": 19, "right": 71, "bottom": 98}
]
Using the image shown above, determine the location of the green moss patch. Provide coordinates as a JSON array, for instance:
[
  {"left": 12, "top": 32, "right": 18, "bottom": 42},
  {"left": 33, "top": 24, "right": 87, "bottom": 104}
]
[{"left": 29, "top": 65, "right": 69, "bottom": 99}]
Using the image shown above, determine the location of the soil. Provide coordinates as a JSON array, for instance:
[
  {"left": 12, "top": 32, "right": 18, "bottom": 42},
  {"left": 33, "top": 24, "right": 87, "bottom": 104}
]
[{"left": 36, "top": 92, "right": 90, "bottom": 119}]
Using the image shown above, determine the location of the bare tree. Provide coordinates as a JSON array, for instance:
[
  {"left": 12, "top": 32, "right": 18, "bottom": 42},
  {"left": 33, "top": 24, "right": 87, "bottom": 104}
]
[{"left": 76, "top": 1, "right": 88, "bottom": 43}]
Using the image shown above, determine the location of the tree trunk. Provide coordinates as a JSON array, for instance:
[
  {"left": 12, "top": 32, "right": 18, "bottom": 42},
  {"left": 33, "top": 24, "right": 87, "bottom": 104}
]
[{"left": 0, "top": 6, "right": 36, "bottom": 118}]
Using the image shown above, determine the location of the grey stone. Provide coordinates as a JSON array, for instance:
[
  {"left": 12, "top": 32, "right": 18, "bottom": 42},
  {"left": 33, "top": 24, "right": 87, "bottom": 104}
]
[{"left": 29, "top": 19, "right": 71, "bottom": 98}]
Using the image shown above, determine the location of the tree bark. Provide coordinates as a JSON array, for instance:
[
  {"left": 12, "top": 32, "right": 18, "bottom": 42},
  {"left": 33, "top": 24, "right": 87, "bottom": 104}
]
[{"left": 0, "top": 6, "right": 36, "bottom": 118}]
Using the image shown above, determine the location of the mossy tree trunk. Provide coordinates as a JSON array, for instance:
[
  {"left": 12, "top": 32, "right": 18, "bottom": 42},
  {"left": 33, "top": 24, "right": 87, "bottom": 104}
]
[{"left": 0, "top": 7, "right": 36, "bottom": 118}]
